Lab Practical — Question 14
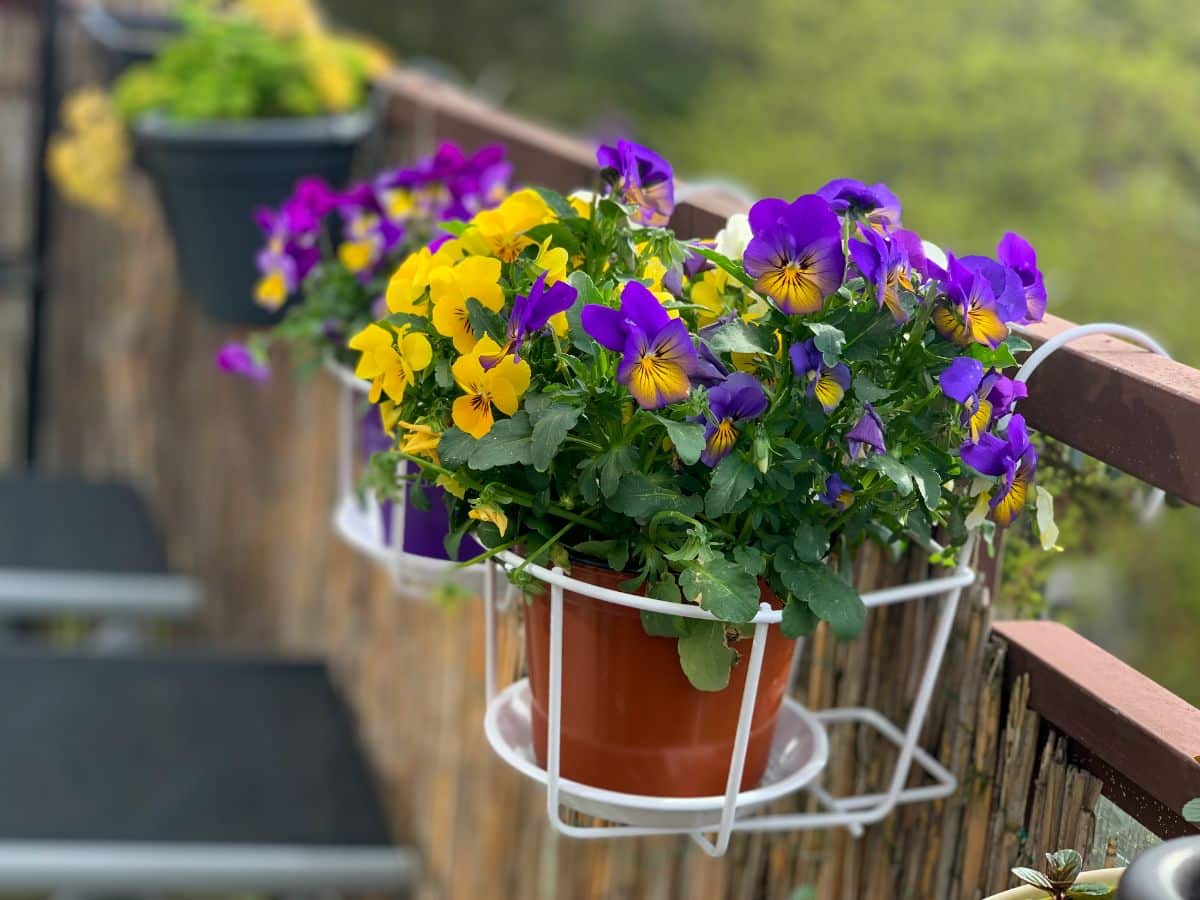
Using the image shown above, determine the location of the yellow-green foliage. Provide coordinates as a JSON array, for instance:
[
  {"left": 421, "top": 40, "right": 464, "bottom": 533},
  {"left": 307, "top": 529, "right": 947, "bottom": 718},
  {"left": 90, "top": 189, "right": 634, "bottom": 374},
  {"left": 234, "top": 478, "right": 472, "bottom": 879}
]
[{"left": 114, "top": 1, "right": 383, "bottom": 122}]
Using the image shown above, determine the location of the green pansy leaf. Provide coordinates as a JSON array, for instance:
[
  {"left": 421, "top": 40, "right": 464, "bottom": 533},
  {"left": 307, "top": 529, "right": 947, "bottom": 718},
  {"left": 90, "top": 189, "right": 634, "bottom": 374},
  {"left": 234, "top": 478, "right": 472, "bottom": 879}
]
[
  {"left": 852, "top": 374, "right": 893, "bottom": 403},
  {"left": 689, "top": 245, "right": 757, "bottom": 289},
  {"left": 865, "top": 453, "right": 915, "bottom": 497},
  {"left": 572, "top": 539, "right": 629, "bottom": 572},
  {"left": 465, "top": 297, "right": 507, "bottom": 343},
  {"left": 967, "top": 342, "right": 1019, "bottom": 370},
  {"left": 642, "top": 610, "right": 684, "bottom": 638},
  {"left": 434, "top": 356, "right": 455, "bottom": 389},
  {"left": 777, "top": 561, "right": 865, "bottom": 640},
  {"left": 706, "top": 319, "right": 774, "bottom": 355},
  {"left": 781, "top": 596, "right": 820, "bottom": 639},
  {"left": 906, "top": 454, "right": 944, "bottom": 510},
  {"left": 532, "top": 186, "right": 576, "bottom": 220},
  {"left": 437, "top": 427, "right": 475, "bottom": 468},
  {"left": 598, "top": 445, "right": 637, "bottom": 498},
  {"left": 792, "top": 522, "right": 831, "bottom": 563},
  {"left": 656, "top": 417, "right": 706, "bottom": 465},
  {"left": 530, "top": 402, "right": 583, "bottom": 472},
  {"left": 808, "top": 322, "right": 846, "bottom": 365},
  {"left": 524, "top": 222, "right": 581, "bottom": 256},
  {"left": 732, "top": 545, "right": 765, "bottom": 576},
  {"left": 677, "top": 620, "right": 736, "bottom": 691},
  {"left": 467, "top": 413, "right": 533, "bottom": 470},
  {"left": 607, "top": 472, "right": 703, "bottom": 521},
  {"left": 567, "top": 269, "right": 604, "bottom": 306},
  {"left": 1182, "top": 797, "right": 1200, "bottom": 823},
  {"left": 437, "top": 218, "right": 468, "bottom": 237},
  {"left": 679, "top": 557, "right": 760, "bottom": 623},
  {"left": 705, "top": 454, "right": 759, "bottom": 517}
]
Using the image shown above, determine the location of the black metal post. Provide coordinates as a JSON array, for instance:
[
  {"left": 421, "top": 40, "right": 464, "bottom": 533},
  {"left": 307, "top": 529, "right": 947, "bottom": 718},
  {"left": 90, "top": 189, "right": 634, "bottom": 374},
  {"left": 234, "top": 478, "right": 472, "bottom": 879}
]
[{"left": 23, "top": 0, "right": 60, "bottom": 466}]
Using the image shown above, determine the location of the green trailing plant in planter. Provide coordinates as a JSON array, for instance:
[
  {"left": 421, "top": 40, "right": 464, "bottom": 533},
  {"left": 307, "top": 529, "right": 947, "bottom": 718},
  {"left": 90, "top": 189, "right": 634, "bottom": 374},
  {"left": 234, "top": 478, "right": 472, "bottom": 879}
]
[
  {"left": 47, "top": 0, "right": 389, "bottom": 324},
  {"left": 345, "top": 138, "right": 1061, "bottom": 796},
  {"left": 1011, "top": 849, "right": 1116, "bottom": 898}
]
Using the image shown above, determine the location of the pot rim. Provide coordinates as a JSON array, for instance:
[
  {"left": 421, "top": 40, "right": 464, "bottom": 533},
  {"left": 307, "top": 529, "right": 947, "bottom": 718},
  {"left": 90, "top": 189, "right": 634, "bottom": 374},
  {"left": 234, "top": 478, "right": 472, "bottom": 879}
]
[
  {"left": 80, "top": 5, "right": 179, "bottom": 55},
  {"left": 131, "top": 101, "right": 379, "bottom": 146}
]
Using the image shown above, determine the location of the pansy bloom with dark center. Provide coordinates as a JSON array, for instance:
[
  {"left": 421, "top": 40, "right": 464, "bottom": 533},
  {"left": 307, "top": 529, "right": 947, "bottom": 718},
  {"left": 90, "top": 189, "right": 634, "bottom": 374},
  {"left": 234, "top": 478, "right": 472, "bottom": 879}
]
[
  {"left": 932, "top": 254, "right": 1025, "bottom": 348},
  {"left": 743, "top": 195, "right": 845, "bottom": 315},
  {"left": 961, "top": 414, "right": 1038, "bottom": 525},
  {"left": 939, "top": 357, "right": 1028, "bottom": 443},
  {"left": 596, "top": 140, "right": 676, "bottom": 227},
  {"left": 700, "top": 372, "right": 768, "bottom": 466},
  {"left": 819, "top": 473, "right": 855, "bottom": 510},
  {"left": 582, "top": 281, "right": 698, "bottom": 409},
  {"left": 849, "top": 225, "right": 925, "bottom": 323},
  {"left": 789, "top": 339, "right": 851, "bottom": 413}
]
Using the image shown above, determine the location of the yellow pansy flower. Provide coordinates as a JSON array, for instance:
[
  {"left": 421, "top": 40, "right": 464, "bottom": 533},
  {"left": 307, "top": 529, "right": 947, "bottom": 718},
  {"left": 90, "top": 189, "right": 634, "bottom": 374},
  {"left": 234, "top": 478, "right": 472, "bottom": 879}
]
[
  {"left": 386, "top": 247, "right": 441, "bottom": 316},
  {"left": 534, "top": 237, "right": 568, "bottom": 284},
  {"left": 451, "top": 336, "right": 531, "bottom": 438},
  {"left": 397, "top": 420, "right": 441, "bottom": 462},
  {"left": 691, "top": 268, "right": 729, "bottom": 328},
  {"left": 254, "top": 270, "right": 289, "bottom": 310},
  {"left": 462, "top": 188, "right": 552, "bottom": 261},
  {"left": 469, "top": 503, "right": 509, "bottom": 536},
  {"left": 567, "top": 190, "right": 594, "bottom": 219},
  {"left": 348, "top": 323, "right": 433, "bottom": 404},
  {"left": 430, "top": 256, "right": 505, "bottom": 353}
]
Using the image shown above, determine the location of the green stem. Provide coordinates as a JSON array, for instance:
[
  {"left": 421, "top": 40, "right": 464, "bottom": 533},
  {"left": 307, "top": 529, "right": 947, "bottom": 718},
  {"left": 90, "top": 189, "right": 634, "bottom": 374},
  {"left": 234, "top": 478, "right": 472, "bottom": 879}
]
[
  {"left": 512, "top": 520, "right": 575, "bottom": 577},
  {"left": 456, "top": 537, "right": 520, "bottom": 569}
]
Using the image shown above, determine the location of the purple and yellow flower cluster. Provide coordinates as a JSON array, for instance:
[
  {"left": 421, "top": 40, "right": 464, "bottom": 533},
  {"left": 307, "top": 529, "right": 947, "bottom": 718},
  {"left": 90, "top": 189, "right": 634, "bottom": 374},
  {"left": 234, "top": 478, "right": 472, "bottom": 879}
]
[
  {"left": 251, "top": 141, "right": 513, "bottom": 311},
  {"left": 337, "top": 139, "right": 1056, "bottom": 593}
]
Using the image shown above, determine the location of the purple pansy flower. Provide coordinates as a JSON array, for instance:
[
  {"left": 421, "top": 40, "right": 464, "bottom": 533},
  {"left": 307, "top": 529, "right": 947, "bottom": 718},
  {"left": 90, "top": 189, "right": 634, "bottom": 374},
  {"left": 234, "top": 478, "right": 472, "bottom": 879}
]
[
  {"left": 816, "top": 178, "right": 902, "bottom": 229},
  {"left": 215, "top": 342, "right": 269, "bottom": 382},
  {"left": 939, "top": 357, "right": 985, "bottom": 404},
  {"left": 849, "top": 224, "right": 923, "bottom": 322},
  {"left": 996, "top": 231, "right": 1046, "bottom": 323},
  {"left": 789, "top": 339, "right": 851, "bottom": 413},
  {"left": 743, "top": 195, "right": 845, "bottom": 315},
  {"left": 932, "top": 254, "right": 1025, "bottom": 348},
  {"left": 700, "top": 372, "right": 768, "bottom": 466},
  {"left": 960, "top": 414, "right": 1037, "bottom": 526},
  {"left": 819, "top": 473, "right": 855, "bottom": 511},
  {"left": 492, "top": 272, "right": 578, "bottom": 364},
  {"left": 847, "top": 404, "right": 886, "bottom": 460},
  {"left": 582, "top": 281, "right": 698, "bottom": 409},
  {"left": 336, "top": 184, "right": 404, "bottom": 279},
  {"left": 939, "top": 357, "right": 1028, "bottom": 443},
  {"left": 596, "top": 140, "right": 676, "bottom": 227}
]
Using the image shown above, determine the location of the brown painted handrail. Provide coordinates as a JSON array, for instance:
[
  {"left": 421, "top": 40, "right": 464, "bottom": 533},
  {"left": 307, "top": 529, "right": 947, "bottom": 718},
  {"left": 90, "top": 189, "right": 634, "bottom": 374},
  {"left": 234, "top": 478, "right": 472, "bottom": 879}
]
[
  {"left": 377, "top": 68, "right": 1200, "bottom": 503},
  {"left": 994, "top": 620, "right": 1200, "bottom": 838}
]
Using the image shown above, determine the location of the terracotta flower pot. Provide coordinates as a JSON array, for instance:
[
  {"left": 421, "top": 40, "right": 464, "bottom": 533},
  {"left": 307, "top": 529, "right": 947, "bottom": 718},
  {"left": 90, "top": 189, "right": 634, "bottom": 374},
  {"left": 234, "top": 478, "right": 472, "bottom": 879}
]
[{"left": 524, "top": 560, "right": 796, "bottom": 797}]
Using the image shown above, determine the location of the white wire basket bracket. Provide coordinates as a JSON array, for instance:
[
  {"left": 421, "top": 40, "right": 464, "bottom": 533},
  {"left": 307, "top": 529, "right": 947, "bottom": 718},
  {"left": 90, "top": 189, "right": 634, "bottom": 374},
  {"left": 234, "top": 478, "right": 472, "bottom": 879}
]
[
  {"left": 482, "top": 535, "right": 978, "bottom": 857},
  {"left": 326, "top": 362, "right": 485, "bottom": 595}
]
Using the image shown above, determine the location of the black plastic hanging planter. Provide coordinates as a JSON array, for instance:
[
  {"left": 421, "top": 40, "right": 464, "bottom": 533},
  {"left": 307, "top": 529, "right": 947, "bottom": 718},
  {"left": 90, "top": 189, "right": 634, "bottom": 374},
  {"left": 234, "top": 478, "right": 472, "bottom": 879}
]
[{"left": 134, "top": 107, "right": 376, "bottom": 325}]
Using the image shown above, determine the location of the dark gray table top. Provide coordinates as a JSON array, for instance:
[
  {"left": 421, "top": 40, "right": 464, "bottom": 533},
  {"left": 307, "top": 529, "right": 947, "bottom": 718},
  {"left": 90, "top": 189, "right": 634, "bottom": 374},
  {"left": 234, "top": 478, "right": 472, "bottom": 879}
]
[
  {"left": 0, "top": 475, "right": 168, "bottom": 574},
  {"left": 0, "top": 650, "right": 394, "bottom": 847}
]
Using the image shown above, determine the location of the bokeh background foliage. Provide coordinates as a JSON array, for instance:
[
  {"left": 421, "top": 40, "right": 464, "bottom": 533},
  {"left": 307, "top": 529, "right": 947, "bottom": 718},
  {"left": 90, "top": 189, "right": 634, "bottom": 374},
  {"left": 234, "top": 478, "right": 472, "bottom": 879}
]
[{"left": 315, "top": 0, "right": 1200, "bottom": 702}]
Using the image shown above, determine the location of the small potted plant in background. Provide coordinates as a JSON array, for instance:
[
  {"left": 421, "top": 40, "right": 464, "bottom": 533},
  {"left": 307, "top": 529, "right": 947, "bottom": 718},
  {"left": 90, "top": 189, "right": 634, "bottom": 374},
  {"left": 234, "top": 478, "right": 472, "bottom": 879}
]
[
  {"left": 346, "top": 137, "right": 1060, "bottom": 797},
  {"left": 991, "top": 849, "right": 1120, "bottom": 898},
  {"left": 218, "top": 140, "right": 513, "bottom": 566},
  {"left": 48, "top": 0, "right": 389, "bottom": 324}
]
